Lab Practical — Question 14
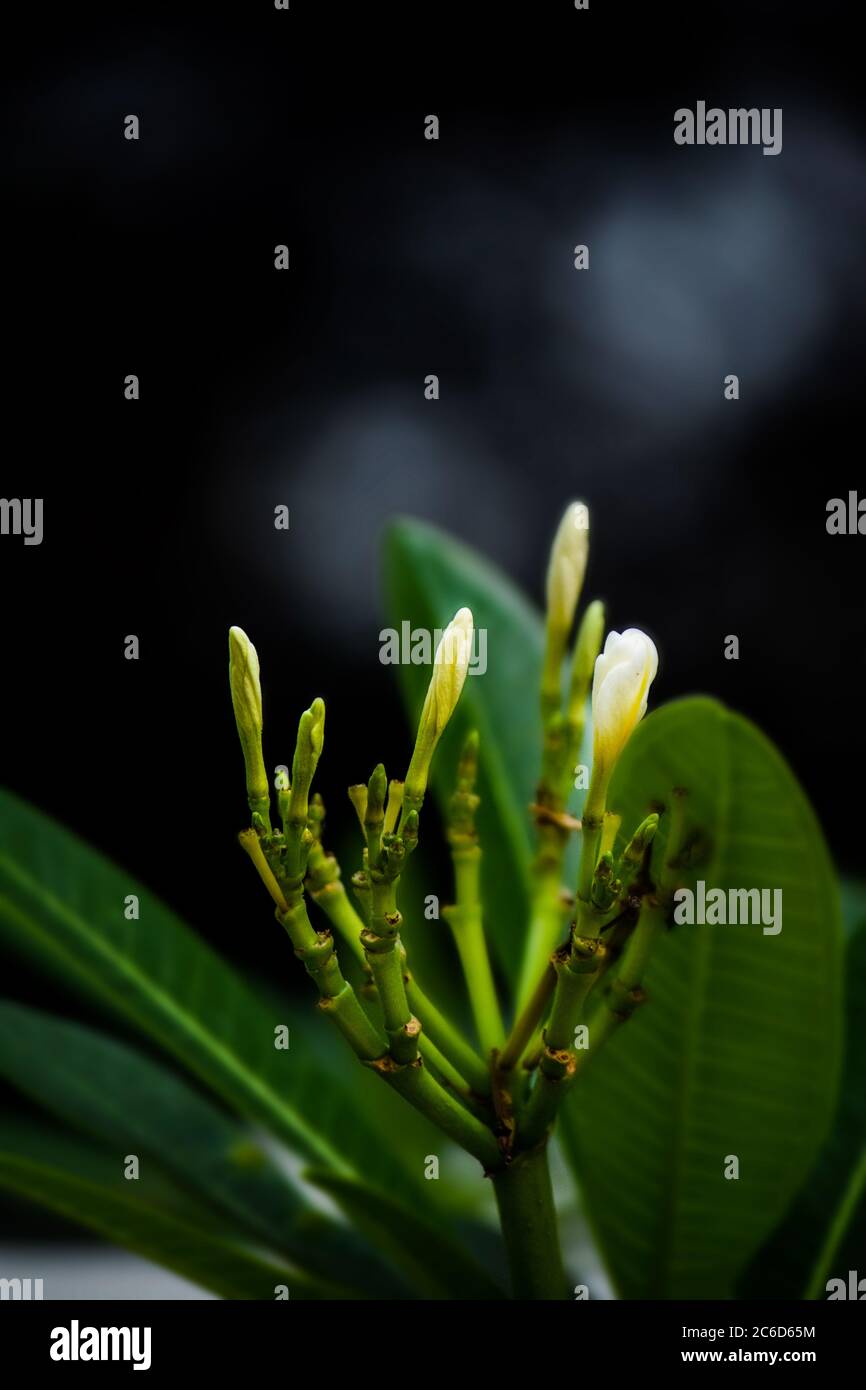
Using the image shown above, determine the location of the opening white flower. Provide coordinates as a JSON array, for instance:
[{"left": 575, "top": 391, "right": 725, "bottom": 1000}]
[{"left": 591, "top": 628, "right": 659, "bottom": 777}]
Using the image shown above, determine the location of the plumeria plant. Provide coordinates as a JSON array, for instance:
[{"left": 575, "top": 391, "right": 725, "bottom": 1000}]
[
  {"left": 0, "top": 504, "right": 858, "bottom": 1301},
  {"left": 228, "top": 507, "right": 667, "bottom": 1299}
]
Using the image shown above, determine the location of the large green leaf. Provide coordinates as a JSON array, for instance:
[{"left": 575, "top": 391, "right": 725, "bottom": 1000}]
[
  {"left": 559, "top": 697, "right": 843, "bottom": 1298},
  {"left": 308, "top": 1169, "right": 506, "bottom": 1300},
  {"left": 840, "top": 878, "right": 866, "bottom": 938},
  {"left": 0, "top": 1118, "right": 351, "bottom": 1300},
  {"left": 0, "top": 1001, "right": 409, "bottom": 1298},
  {"left": 0, "top": 789, "right": 419, "bottom": 1202},
  {"left": 383, "top": 519, "right": 544, "bottom": 988},
  {"left": 739, "top": 921, "right": 866, "bottom": 1298}
]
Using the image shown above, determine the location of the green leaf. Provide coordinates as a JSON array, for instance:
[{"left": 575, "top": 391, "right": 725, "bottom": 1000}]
[
  {"left": 840, "top": 878, "right": 866, "bottom": 938},
  {"left": 383, "top": 519, "right": 544, "bottom": 988},
  {"left": 739, "top": 921, "right": 866, "bottom": 1298},
  {"left": 559, "top": 697, "right": 844, "bottom": 1299},
  {"left": 0, "top": 788, "right": 419, "bottom": 1203},
  {"left": 307, "top": 1169, "right": 506, "bottom": 1300},
  {"left": 0, "top": 1118, "right": 351, "bottom": 1300},
  {"left": 0, "top": 1001, "right": 409, "bottom": 1298}
]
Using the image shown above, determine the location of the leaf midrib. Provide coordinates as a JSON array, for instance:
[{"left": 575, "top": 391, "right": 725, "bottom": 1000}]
[{"left": 655, "top": 704, "right": 731, "bottom": 1297}]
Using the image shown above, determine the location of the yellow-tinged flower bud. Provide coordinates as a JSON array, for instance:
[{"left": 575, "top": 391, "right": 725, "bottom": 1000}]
[
  {"left": 290, "top": 697, "right": 326, "bottom": 817},
  {"left": 405, "top": 607, "right": 474, "bottom": 806},
  {"left": 542, "top": 502, "right": 590, "bottom": 716},
  {"left": 591, "top": 628, "right": 658, "bottom": 778},
  {"left": 545, "top": 501, "right": 589, "bottom": 639},
  {"left": 229, "top": 626, "right": 269, "bottom": 806},
  {"left": 348, "top": 784, "right": 368, "bottom": 831},
  {"left": 430, "top": 607, "right": 473, "bottom": 734}
]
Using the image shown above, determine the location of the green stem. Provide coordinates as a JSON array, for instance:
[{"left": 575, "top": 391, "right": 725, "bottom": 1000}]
[
  {"left": 572, "top": 900, "right": 664, "bottom": 1081},
  {"left": 519, "top": 940, "right": 605, "bottom": 1149},
  {"left": 517, "top": 599, "right": 597, "bottom": 1008},
  {"left": 576, "top": 768, "right": 610, "bottom": 911},
  {"left": 567, "top": 794, "right": 686, "bottom": 1085},
  {"left": 307, "top": 863, "right": 366, "bottom": 965},
  {"left": 276, "top": 901, "right": 387, "bottom": 1061},
  {"left": 492, "top": 1144, "right": 567, "bottom": 1299},
  {"left": 417, "top": 1034, "right": 481, "bottom": 1110},
  {"left": 445, "top": 850, "right": 503, "bottom": 1057},
  {"left": 404, "top": 970, "right": 491, "bottom": 1096},
  {"left": 364, "top": 873, "right": 418, "bottom": 1064},
  {"left": 516, "top": 862, "right": 568, "bottom": 1012},
  {"left": 280, "top": 887, "right": 498, "bottom": 1158},
  {"left": 804, "top": 1147, "right": 866, "bottom": 1299},
  {"left": 544, "top": 941, "right": 605, "bottom": 1052},
  {"left": 350, "top": 867, "right": 372, "bottom": 926},
  {"left": 577, "top": 816, "right": 604, "bottom": 911},
  {"left": 368, "top": 1055, "right": 502, "bottom": 1170},
  {"left": 445, "top": 731, "right": 505, "bottom": 1056},
  {"left": 317, "top": 984, "right": 387, "bottom": 1060},
  {"left": 498, "top": 960, "right": 556, "bottom": 1075}
]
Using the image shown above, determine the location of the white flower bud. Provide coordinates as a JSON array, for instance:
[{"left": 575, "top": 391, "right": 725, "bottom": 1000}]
[
  {"left": 591, "top": 628, "right": 658, "bottom": 776},
  {"left": 546, "top": 502, "right": 589, "bottom": 639},
  {"left": 229, "top": 626, "right": 268, "bottom": 804},
  {"left": 405, "top": 607, "right": 474, "bottom": 803},
  {"left": 429, "top": 607, "right": 474, "bottom": 735}
]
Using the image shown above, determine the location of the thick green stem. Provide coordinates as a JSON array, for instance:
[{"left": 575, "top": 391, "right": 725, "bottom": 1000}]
[
  {"left": 364, "top": 873, "right": 418, "bottom": 1063},
  {"left": 545, "top": 941, "right": 605, "bottom": 1052},
  {"left": 492, "top": 1143, "right": 567, "bottom": 1299},
  {"left": 317, "top": 984, "right": 387, "bottom": 1060},
  {"left": 519, "top": 939, "right": 605, "bottom": 1148},
  {"left": 577, "top": 816, "right": 604, "bottom": 909}
]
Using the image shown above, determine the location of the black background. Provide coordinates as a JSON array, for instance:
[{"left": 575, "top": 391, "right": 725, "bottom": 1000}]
[{"left": 2, "top": 0, "right": 864, "bottom": 1233}]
